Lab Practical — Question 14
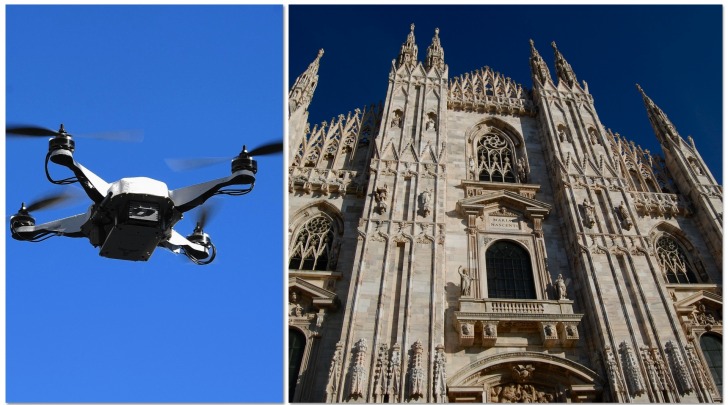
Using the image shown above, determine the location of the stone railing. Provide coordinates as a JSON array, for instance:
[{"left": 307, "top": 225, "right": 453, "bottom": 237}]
[
  {"left": 629, "top": 191, "right": 688, "bottom": 217},
  {"left": 454, "top": 298, "right": 582, "bottom": 349}
]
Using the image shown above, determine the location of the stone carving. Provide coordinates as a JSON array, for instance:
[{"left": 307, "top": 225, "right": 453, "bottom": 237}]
[
  {"left": 639, "top": 347, "right": 665, "bottom": 397},
  {"left": 517, "top": 157, "right": 528, "bottom": 183},
  {"left": 387, "top": 343, "right": 402, "bottom": 401},
  {"left": 420, "top": 189, "right": 432, "bottom": 217},
  {"left": 458, "top": 266, "right": 472, "bottom": 296},
  {"left": 688, "top": 157, "right": 704, "bottom": 175},
  {"left": 557, "top": 126, "right": 568, "bottom": 143},
  {"left": 665, "top": 340, "right": 693, "bottom": 394},
  {"left": 391, "top": 110, "right": 403, "bottom": 129},
  {"left": 604, "top": 346, "right": 627, "bottom": 399},
  {"left": 544, "top": 324, "right": 555, "bottom": 337},
  {"left": 409, "top": 340, "right": 425, "bottom": 398},
  {"left": 555, "top": 274, "right": 567, "bottom": 300},
  {"left": 484, "top": 322, "right": 497, "bottom": 337},
  {"left": 588, "top": 127, "right": 599, "bottom": 145},
  {"left": 289, "top": 291, "right": 305, "bottom": 317},
  {"left": 468, "top": 156, "right": 476, "bottom": 179},
  {"left": 582, "top": 199, "right": 596, "bottom": 228},
  {"left": 325, "top": 341, "right": 344, "bottom": 402},
  {"left": 448, "top": 67, "right": 535, "bottom": 116},
  {"left": 619, "top": 341, "right": 646, "bottom": 396},
  {"left": 425, "top": 113, "right": 437, "bottom": 131},
  {"left": 617, "top": 201, "right": 633, "bottom": 230},
  {"left": 565, "top": 324, "right": 577, "bottom": 337},
  {"left": 373, "top": 344, "right": 389, "bottom": 402},
  {"left": 350, "top": 338, "right": 369, "bottom": 398},
  {"left": 375, "top": 184, "right": 389, "bottom": 214},
  {"left": 692, "top": 302, "right": 721, "bottom": 326},
  {"left": 685, "top": 344, "right": 710, "bottom": 393},
  {"left": 489, "top": 383, "right": 557, "bottom": 403},
  {"left": 433, "top": 344, "right": 446, "bottom": 403},
  {"left": 512, "top": 364, "right": 535, "bottom": 382}
]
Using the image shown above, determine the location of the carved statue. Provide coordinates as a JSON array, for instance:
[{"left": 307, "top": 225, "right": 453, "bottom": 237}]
[
  {"left": 517, "top": 157, "right": 527, "bottom": 182},
  {"left": 556, "top": 274, "right": 567, "bottom": 300},
  {"left": 557, "top": 126, "right": 567, "bottom": 142},
  {"left": 289, "top": 291, "right": 304, "bottom": 317},
  {"left": 583, "top": 199, "right": 595, "bottom": 228},
  {"left": 458, "top": 266, "right": 471, "bottom": 296},
  {"left": 425, "top": 114, "right": 436, "bottom": 131},
  {"left": 468, "top": 156, "right": 476, "bottom": 179},
  {"left": 618, "top": 201, "right": 633, "bottom": 230},
  {"left": 375, "top": 185, "right": 388, "bottom": 214},
  {"left": 420, "top": 189, "right": 432, "bottom": 217},
  {"left": 390, "top": 111, "right": 402, "bottom": 128}
]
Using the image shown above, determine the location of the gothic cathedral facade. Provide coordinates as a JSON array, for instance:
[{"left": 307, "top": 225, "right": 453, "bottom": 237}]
[{"left": 288, "top": 26, "right": 723, "bottom": 403}]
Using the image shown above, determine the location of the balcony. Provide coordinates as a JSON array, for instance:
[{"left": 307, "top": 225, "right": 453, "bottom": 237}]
[{"left": 453, "top": 298, "right": 583, "bottom": 349}]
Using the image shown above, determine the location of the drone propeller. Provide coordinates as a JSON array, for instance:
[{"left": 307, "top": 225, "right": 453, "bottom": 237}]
[
  {"left": 165, "top": 140, "right": 283, "bottom": 172},
  {"left": 194, "top": 202, "right": 218, "bottom": 231},
  {"left": 21, "top": 190, "right": 79, "bottom": 213},
  {"left": 7, "top": 124, "right": 143, "bottom": 142}
]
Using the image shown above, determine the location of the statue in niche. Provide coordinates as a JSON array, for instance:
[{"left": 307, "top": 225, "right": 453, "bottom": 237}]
[
  {"left": 588, "top": 127, "right": 599, "bottom": 145},
  {"left": 390, "top": 111, "right": 402, "bottom": 129},
  {"left": 689, "top": 157, "right": 704, "bottom": 175},
  {"left": 582, "top": 199, "right": 596, "bottom": 228},
  {"left": 375, "top": 185, "right": 388, "bottom": 214},
  {"left": 618, "top": 201, "right": 633, "bottom": 230},
  {"left": 556, "top": 274, "right": 567, "bottom": 300},
  {"left": 557, "top": 126, "right": 567, "bottom": 142},
  {"left": 289, "top": 291, "right": 304, "bottom": 317},
  {"left": 468, "top": 156, "right": 476, "bottom": 179},
  {"left": 517, "top": 157, "right": 527, "bottom": 183},
  {"left": 420, "top": 189, "right": 432, "bottom": 217},
  {"left": 425, "top": 113, "right": 436, "bottom": 131},
  {"left": 458, "top": 266, "right": 471, "bottom": 296}
]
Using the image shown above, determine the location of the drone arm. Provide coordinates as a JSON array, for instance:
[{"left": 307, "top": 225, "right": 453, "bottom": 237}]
[
  {"left": 168, "top": 170, "right": 255, "bottom": 213},
  {"left": 10, "top": 212, "right": 90, "bottom": 241},
  {"left": 161, "top": 229, "right": 208, "bottom": 256},
  {"left": 48, "top": 149, "right": 110, "bottom": 203}
]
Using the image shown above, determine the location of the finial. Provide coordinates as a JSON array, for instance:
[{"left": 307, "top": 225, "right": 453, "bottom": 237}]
[
  {"left": 410, "top": 23, "right": 415, "bottom": 32},
  {"left": 318, "top": 49, "right": 324, "bottom": 58},
  {"left": 435, "top": 27, "right": 439, "bottom": 36},
  {"left": 551, "top": 41, "right": 558, "bottom": 50}
]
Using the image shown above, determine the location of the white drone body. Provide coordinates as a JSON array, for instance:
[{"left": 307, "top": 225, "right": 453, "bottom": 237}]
[{"left": 10, "top": 128, "right": 263, "bottom": 265}]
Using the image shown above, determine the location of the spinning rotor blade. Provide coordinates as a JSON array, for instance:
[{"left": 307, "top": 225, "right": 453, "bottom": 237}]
[
  {"left": 165, "top": 140, "right": 283, "bottom": 172},
  {"left": 7, "top": 125, "right": 60, "bottom": 137},
  {"left": 7, "top": 124, "right": 143, "bottom": 142},
  {"left": 195, "top": 202, "right": 218, "bottom": 229},
  {"left": 24, "top": 191, "right": 77, "bottom": 212},
  {"left": 248, "top": 141, "right": 284, "bottom": 156}
]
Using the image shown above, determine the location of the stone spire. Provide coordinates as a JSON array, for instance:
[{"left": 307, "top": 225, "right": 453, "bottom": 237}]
[
  {"left": 397, "top": 23, "right": 418, "bottom": 68},
  {"left": 551, "top": 41, "right": 579, "bottom": 88},
  {"left": 289, "top": 48, "right": 324, "bottom": 116},
  {"left": 529, "top": 39, "right": 552, "bottom": 86},
  {"left": 636, "top": 83, "right": 681, "bottom": 143},
  {"left": 425, "top": 27, "right": 445, "bottom": 71}
]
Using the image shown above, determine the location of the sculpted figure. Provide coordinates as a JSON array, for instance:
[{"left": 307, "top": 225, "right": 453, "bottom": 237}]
[
  {"left": 458, "top": 266, "right": 471, "bottom": 296},
  {"left": 556, "top": 274, "right": 567, "bottom": 300}
]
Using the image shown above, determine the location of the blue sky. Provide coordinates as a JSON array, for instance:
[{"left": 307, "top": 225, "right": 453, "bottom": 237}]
[
  {"left": 290, "top": 5, "right": 722, "bottom": 183},
  {"left": 6, "top": 5, "right": 283, "bottom": 402}
]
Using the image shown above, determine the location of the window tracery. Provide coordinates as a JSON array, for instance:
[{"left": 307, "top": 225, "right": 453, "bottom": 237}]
[
  {"left": 655, "top": 235, "right": 699, "bottom": 284},
  {"left": 477, "top": 132, "right": 517, "bottom": 183},
  {"left": 289, "top": 216, "right": 335, "bottom": 271}
]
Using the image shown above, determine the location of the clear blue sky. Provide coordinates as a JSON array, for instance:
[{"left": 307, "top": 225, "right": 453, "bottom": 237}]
[
  {"left": 290, "top": 5, "right": 722, "bottom": 184},
  {"left": 7, "top": 5, "right": 283, "bottom": 402}
]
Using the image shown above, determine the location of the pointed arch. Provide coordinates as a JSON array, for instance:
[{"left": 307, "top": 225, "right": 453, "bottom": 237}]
[
  {"left": 466, "top": 118, "right": 527, "bottom": 184},
  {"left": 289, "top": 201, "right": 344, "bottom": 272},
  {"left": 649, "top": 222, "right": 705, "bottom": 284}
]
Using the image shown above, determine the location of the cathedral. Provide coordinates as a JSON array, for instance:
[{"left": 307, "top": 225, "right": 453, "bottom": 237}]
[{"left": 287, "top": 24, "right": 723, "bottom": 403}]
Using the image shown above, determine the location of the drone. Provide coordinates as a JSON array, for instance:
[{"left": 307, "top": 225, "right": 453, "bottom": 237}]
[{"left": 8, "top": 124, "right": 282, "bottom": 265}]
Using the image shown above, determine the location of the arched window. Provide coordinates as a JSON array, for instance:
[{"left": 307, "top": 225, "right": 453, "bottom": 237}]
[
  {"left": 486, "top": 241, "right": 536, "bottom": 299},
  {"left": 477, "top": 133, "right": 516, "bottom": 183},
  {"left": 700, "top": 333, "right": 722, "bottom": 393},
  {"left": 289, "top": 216, "right": 334, "bottom": 271},
  {"left": 655, "top": 235, "right": 699, "bottom": 284},
  {"left": 289, "top": 329, "right": 306, "bottom": 401}
]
